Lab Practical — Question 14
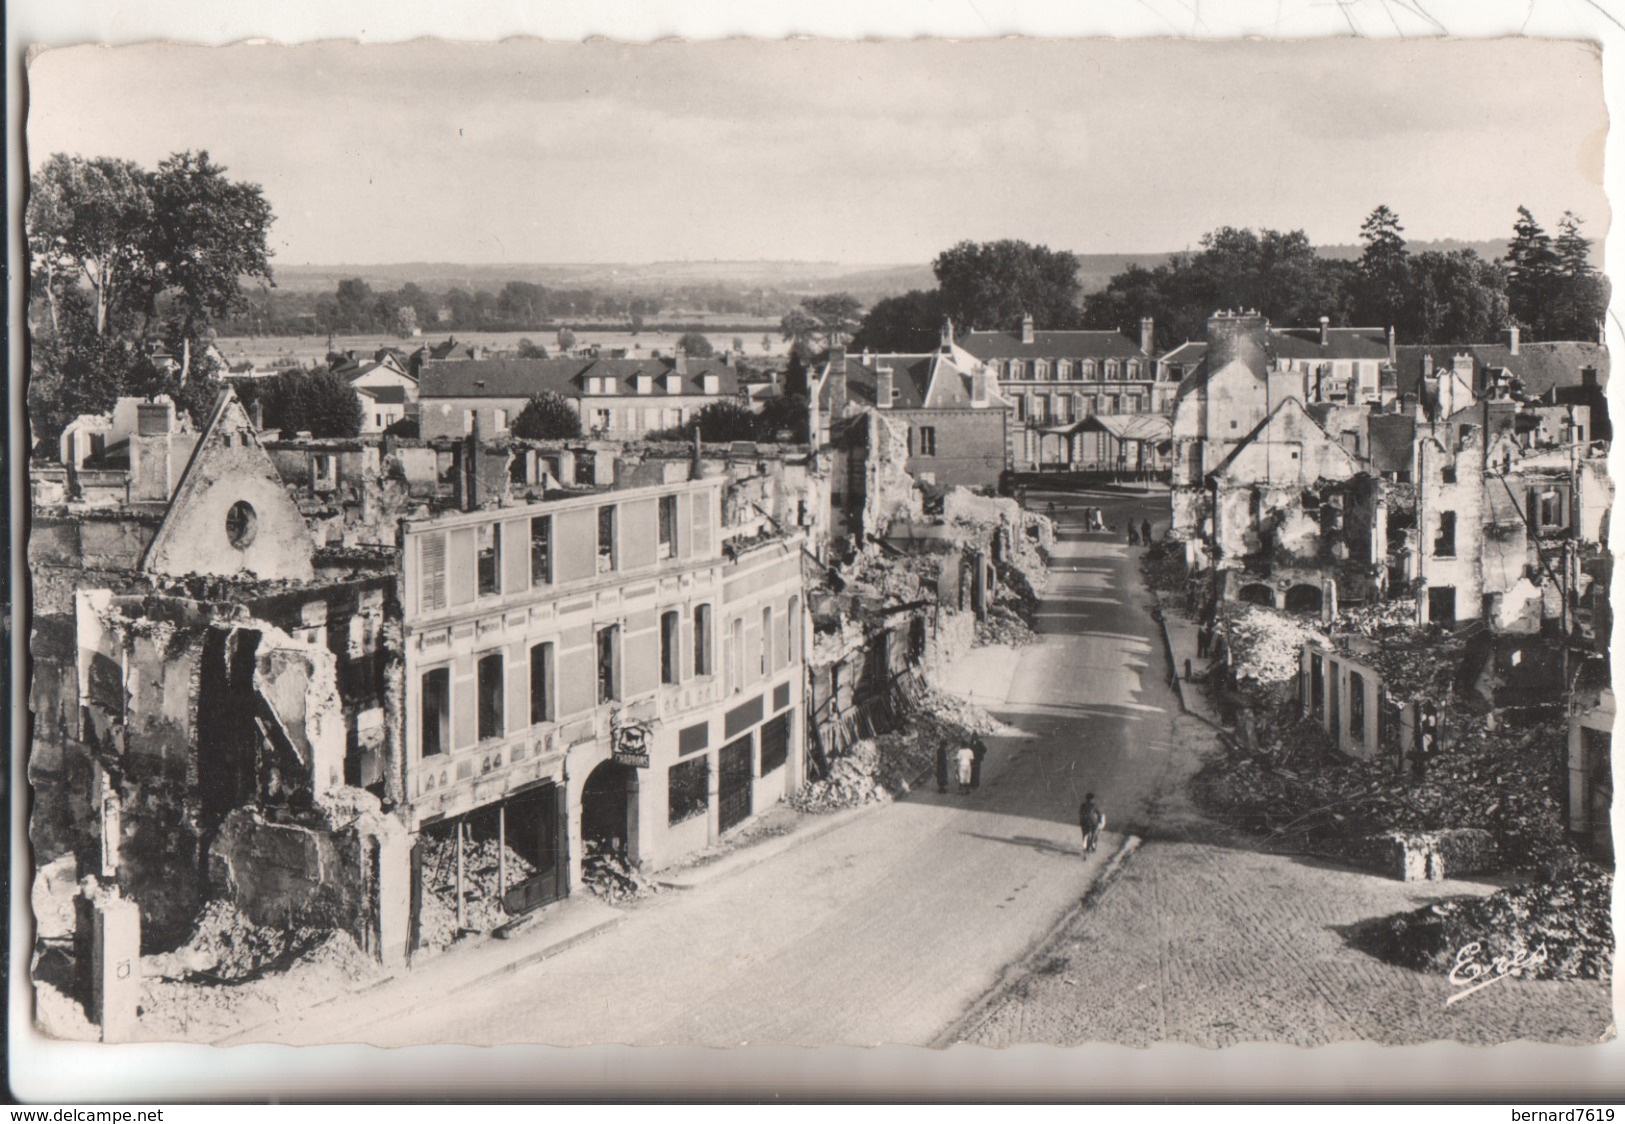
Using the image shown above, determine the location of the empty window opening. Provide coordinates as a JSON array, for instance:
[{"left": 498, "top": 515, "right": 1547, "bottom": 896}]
[
  {"left": 597, "top": 625, "right": 620, "bottom": 704},
  {"left": 658, "top": 494, "right": 678, "bottom": 560},
  {"left": 421, "top": 667, "right": 451, "bottom": 758},
  {"left": 1434, "top": 511, "right": 1456, "bottom": 558},
  {"left": 477, "top": 522, "right": 501, "bottom": 596},
  {"left": 661, "top": 611, "right": 681, "bottom": 685},
  {"left": 530, "top": 642, "right": 554, "bottom": 725},
  {"left": 477, "top": 652, "right": 505, "bottom": 742},
  {"left": 530, "top": 516, "right": 552, "bottom": 584}
]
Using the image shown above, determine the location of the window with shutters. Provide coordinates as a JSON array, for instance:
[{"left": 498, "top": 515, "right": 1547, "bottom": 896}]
[
  {"left": 530, "top": 642, "right": 554, "bottom": 725},
  {"left": 477, "top": 652, "right": 504, "bottom": 742},
  {"left": 597, "top": 625, "right": 620, "bottom": 704},
  {"left": 760, "top": 712, "right": 791, "bottom": 775},
  {"left": 477, "top": 522, "right": 501, "bottom": 596},
  {"left": 694, "top": 604, "right": 713, "bottom": 676},
  {"left": 420, "top": 666, "right": 450, "bottom": 757},
  {"left": 530, "top": 516, "right": 552, "bottom": 584},
  {"left": 658, "top": 494, "right": 678, "bottom": 559},
  {"left": 419, "top": 533, "right": 447, "bottom": 612},
  {"left": 661, "top": 611, "right": 680, "bottom": 685}
]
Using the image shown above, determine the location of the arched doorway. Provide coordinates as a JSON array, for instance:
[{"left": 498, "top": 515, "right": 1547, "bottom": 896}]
[
  {"left": 1237, "top": 583, "right": 1275, "bottom": 607},
  {"left": 580, "top": 760, "right": 636, "bottom": 858},
  {"left": 1284, "top": 584, "right": 1323, "bottom": 614}
]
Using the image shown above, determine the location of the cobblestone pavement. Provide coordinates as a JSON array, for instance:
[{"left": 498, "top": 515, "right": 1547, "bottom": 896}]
[{"left": 957, "top": 711, "right": 1616, "bottom": 1048}]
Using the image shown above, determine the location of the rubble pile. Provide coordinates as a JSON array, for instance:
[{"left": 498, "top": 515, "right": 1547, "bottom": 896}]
[
  {"left": 1333, "top": 599, "right": 1420, "bottom": 636},
  {"left": 135, "top": 899, "right": 381, "bottom": 1041},
  {"left": 1138, "top": 540, "right": 1190, "bottom": 595},
  {"left": 1352, "top": 860, "right": 1613, "bottom": 982},
  {"left": 1223, "top": 604, "right": 1327, "bottom": 686},
  {"left": 1197, "top": 701, "right": 1571, "bottom": 870},
  {"left": 581, "top": 841, "right": 665, "bottom": 905},
  {"left": 976, "top": 602, "right": 1037, "bottom": 647},
  {"left": 792, "top": 687, "right": 1002, "bottom": 813},
  {"left": 415, "top": 833, "right": 537, "bottom": 951}
]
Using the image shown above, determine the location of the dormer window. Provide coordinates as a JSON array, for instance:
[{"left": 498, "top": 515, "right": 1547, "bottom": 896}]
[
  {"left": 637, "top": 375, "right": 653, "bottom": 395},
  {"left": 665, "top": 374, "right": 682, "bottom": 394},
  {"left": 702, "top": 375, "right": 720, "bottom": 394},
  {"left": 1081, "top": 359, "right": 1097, "bottom": 380}
]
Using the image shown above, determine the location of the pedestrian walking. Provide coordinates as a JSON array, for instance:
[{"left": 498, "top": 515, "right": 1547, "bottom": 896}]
[
  {"left": 1079, "top": 792, "right": 1106, "bottom": 855},
  {"left": 1196, "top": 620, "right": 1211, "bottom": 658},
  {"left": 935, "top": 742, "right": 949, "bottom": 794},
  {"left": 969, "top": 736, "right": 988, "bottom": 789},
  {"left": 955, "top": 745, "right": 976, "bottom": 795},
  {"left": 1127, "top": 524, "right": 1139, "bottom": 546},
  {"left": 1141, "top": 518, "right": 1152, "bottom": 544}
]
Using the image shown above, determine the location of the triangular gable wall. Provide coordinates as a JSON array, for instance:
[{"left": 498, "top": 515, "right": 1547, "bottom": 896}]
[{"left": 141, "top": 390, "right": 316, "bottom": 581}]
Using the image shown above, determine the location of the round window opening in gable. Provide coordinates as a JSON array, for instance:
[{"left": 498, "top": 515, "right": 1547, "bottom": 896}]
[{"left": 225, "top": 500, "right": 258, "bottom": 549}]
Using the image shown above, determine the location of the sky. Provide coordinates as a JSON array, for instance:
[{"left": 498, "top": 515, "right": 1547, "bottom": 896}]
[{"left": 25, "top": 36, "right": 1610, "bottom": 267}]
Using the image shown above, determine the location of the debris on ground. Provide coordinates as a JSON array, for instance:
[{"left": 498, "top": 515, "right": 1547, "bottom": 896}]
[
  {"left": 1195, "top": 692, "right": 1571, "bottom": 870},
  {"left": 1349, "top": 859, "right": 1613, "bottom": 982},
  {"left": 791, "top": 686, "right": 1004, "bottom": 813},
  {"left": 415, "top": 833, "right": 537, "bottom": 952},
  {"left": 581, "top": 841, "right": 665, "bottom": 905},
  {"left": 976, "top": 603, "right": 1037, "bottom": 647},
  {"left": 1223, "top": 603, "right": 1327, "bottom": 686}
]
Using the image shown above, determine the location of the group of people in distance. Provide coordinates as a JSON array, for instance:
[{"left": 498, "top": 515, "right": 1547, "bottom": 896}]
[{"left": 936, "top": 738, "right": 1108, "bottom": 859}]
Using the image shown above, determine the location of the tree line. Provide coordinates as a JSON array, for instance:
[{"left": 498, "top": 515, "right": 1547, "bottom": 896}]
[{"left": 848, "top": 210, "right": 1607, "bottom": 354}]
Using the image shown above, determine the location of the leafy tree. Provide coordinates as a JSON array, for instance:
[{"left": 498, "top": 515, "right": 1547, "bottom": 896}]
[
  {"left": 630, "top": 311, "right": 645, "bottom": 335},
  {"left": 732, "top": 336, "right": 745, "bottom": 353},
  {"left": 761, "top": 334, "right": 773, "bottom": 353},
  {"left": 516, "top": 337, "right": 549, "bottom": 359},
  {"left": 779, "top": 308, "right": 820, "bottom": 350},
  {"left": 756, "top": 393, "right": 811, "bottom": 444},
  {"left": 556, "top": 327, "right": 577, "bottom": 352},
  {"left": 512, "top": 391, "right": 583, "bottom": 440},
  {"left": 1410, "top": 251, "right": 1509, "bottom": 344},
  {"left": 259, "top": 367, "right": 363, "bottom": 438},
  {"left": 334, "top": 278, "right": 376, "bottom": 332},
  {"left": 27, "top": 154, "right": 154, "bottom": 337},
  {"left": 932, "top": 239, "right": 1084, "bottom": 331},
  {"left": 1354, "top": 204, "right": 1410, "bottom": 330},
  {"left": 676, "top": 331, "right": 715, "bottom": 358},
  {"left": 383, "top": 416, "right": 421, "bottom": 438},
  {"left": 686, "top": 400, "right": 761, "bottom": 443},
  {"left": 850, "top": 288, "right": 946, "bottom": 352},
  {"left": 801, "top": 293, "right": 862, "bottom": 347}
]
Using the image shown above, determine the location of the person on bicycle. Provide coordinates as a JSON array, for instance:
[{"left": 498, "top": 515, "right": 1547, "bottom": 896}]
[{"left": 1079, "top": 792, "right": 1106, "bottom": 855}]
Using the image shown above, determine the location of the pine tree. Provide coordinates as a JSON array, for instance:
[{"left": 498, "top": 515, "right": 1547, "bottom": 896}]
[
  {"left": 1505, "top": 206, "right": 1561, "bottom": 339},
  {"left": 1355, "top": 205, "right": 1409, "bottom": 332},
  {"left": 1552, "top": 211, "right": 1608, "bottom": 340}
]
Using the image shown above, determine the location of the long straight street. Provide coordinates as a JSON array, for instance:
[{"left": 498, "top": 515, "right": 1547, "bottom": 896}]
[{"left": 295, "top": 488, "right": 1175, "bottom": 1048}]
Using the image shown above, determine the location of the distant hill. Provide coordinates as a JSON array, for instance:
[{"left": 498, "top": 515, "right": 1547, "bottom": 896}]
[{"left": 271, "top": 239, "right": 1535, "bottom": 302}]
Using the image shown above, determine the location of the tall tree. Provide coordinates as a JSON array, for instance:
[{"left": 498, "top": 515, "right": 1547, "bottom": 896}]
[
  {"left": 1551, "top": 211, "right": 1608, "bottom": 340},
  {"left": 779, "top": 308, "right": 820, "bottom": 350},
  {"left": 27, "top": 154, "right": 156, "bottom": 337},
  {"left": 676, "top": 331, "right": 715, "bottom": 358},
  {"left": 259, "top": 367, "right": 363, "bottom": 438},
  {"left": 932, "top": 239, "right": 1084, "bottom": 331},
  {"left": 1505, "top": 206, "right": 1561, "bottom": 338},
  {"left": 1354, "top": 204, "right": 1410, "bottom": 331},
  {"left": 1409, "top": 251, "right": 1510, "bottom": 344},
  {"left": 851, "top": 288, "right": 946, "bottom": 352}
]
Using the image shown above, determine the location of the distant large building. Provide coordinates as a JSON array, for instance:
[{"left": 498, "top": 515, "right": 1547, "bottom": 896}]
[{"left": 417, "top": 351, "right": 739, "bottom": 440}]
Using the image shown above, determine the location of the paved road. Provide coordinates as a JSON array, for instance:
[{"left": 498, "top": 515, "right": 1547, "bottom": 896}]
[{"left": 342, "top": 487, "right": 1180, "bottom": 1047}]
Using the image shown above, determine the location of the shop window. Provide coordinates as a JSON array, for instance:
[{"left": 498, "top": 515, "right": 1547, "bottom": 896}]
[
  {"left": 1434, "top": 511, "right": 1456, "bottom": 558},
  {"left": 421, "top": 667, "right": 450, "bottom": 757},
  {"left": 658, "top": 494, "right": 678, "bottom": 559},
  {"left": 530, "top": 642, "right": 554, "bottom": 725},
  {"left": 668, "top": 756, "right": 709, "bottom": 826},
  {"left": 477, "top": 652, "right": 504, "bottom": 741},
  {"left": 530, "top": 516, "right": 552, "bottom": 584},
  {"left": 477, "top": 522, "right": 501, "bottom": 596},
  {"left": 596, "top": 625, "right": 620, "bottom": 704},
  {"left": 694, "top": 604, "right": 713, "bottom": 676},
  {"left": 760, "top": 712, "right": 791, "bottom": 775},
  {"left": 597, "top": 505, "right": 617, "bottom": 572},
  {"left": 661, "top": 611, "right": 681, "bottom": 685}
]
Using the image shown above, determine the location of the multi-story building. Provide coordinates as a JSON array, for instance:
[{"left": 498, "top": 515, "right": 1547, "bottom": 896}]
[
  {"left": 956, "top": 314, "right": 1172, "bottom": 472},
  {"left": 416, "top": 351, "right": 739, "bottom": 440},
  {"left": 398, "top": 475, "right": 808, "bottom": 908}
]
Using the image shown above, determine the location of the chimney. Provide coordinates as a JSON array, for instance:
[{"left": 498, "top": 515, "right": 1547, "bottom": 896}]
[
  {"left": 460, "top": 410, "right": 482, "bottom": 512},
  {"left": 875, "top": 366, "right": 894, "bottom": 409},
  {"left": 1423, "top": 353, "right": 1434, "bottom": 377},
  {"left": 830, "top": 346, "right": 846, "bottom": 374},
  {"left": 971, "top": 364, "right": 988, "bottom": 405},
  {"left": 1318, "top": 316, "right": 1330, "bottom": 348},
  {"left": 674, "top": 347, "right": 688, "bottom": 375},
  {"left": 1505, "top": 325, "right": 1520, "bottom": 355},
  {"left": 940, "top": 317, "right": 955, "bottom": 352},
  {"left": 1140, "top": 317, "right": 1155, "bottom": 356},
  {"left": 251, "top": 400, "right": 265, "bottom": 430},
  {"left": 1386, "top": 325, "right": 1396, "bottom": 363},
  {"left": 1021, "top": 313, "right": 1035, "bottom": 345}
]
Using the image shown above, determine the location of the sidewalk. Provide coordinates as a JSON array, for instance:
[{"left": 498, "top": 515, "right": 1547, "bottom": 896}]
[
  {"left": 215, "top": 784, "right": 894, "bottom": 1045},
  {"left": 1150, "top": 589, "right": 1226, "bottom": 729}
]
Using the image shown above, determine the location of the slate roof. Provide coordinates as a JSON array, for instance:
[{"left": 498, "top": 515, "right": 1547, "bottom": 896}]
[
  {"left": 958, "top": 329, "right": 1146, "bottom": 361},
  {"left": 419, "top": 357, "right": 739, "bottom": 399},
  {"left": 1392, "top": 341, "right": 1608, "bottom": 399},
  {"left": 357, "top": 384, "right": 408, "bottom": 405},
  {"left": 1270, "top": 327, "right": 1391, "bottom": 361}
]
